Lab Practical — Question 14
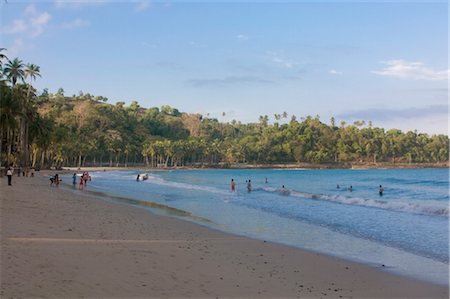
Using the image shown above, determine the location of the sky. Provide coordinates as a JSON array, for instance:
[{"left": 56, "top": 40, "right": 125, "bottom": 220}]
[{"left": 1, "top": 0, "right": 448, "bottom": 134}]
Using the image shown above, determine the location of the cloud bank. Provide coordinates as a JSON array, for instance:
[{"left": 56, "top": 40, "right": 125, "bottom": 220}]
[{"left": 372, "top": 60, "right": 449, "bottom": 81}]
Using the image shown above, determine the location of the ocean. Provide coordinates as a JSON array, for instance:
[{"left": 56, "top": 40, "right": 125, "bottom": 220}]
[{"left": 64, "top": 168, "right": 449, "bottom": 285}]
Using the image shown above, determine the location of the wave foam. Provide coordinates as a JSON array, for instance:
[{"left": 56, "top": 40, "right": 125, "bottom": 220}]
[{"left": 286, "top": 190, "right": 449, "bottom": 217}]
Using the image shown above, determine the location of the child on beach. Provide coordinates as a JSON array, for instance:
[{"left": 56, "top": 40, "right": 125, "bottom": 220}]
[
  {"left": 79, "top": 176, "right": 84, "bottom": 190},
  {"left": 55, "top": 174, "right": 60, "bottom": 186}
]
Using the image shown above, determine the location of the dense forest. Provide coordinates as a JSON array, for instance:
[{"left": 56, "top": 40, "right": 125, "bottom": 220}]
[{"left": 1, "top": 51, "right": 449, "bottom": 170}]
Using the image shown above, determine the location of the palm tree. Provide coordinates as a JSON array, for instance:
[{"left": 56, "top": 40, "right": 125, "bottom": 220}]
[
  {"left": 0, "top": 48, "right": 7, "bottom": 63},
  {"left": 25, "top": 63, "right": 41, "bottom": 97},
  {"left": 0, "top": 48, "right": 7, "bottom": 76},
  {"left": 3, "top": 58, "right": 25, "bottom": 85},
  {"left": 0, "top": 81, "right": 21, "bottom": 167}
]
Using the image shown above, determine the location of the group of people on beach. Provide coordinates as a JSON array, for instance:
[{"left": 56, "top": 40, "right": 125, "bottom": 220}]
[
  {"left": 136, "top": 173, "right": 149, "bottom": 181},
  {"left": 49, "top": 174, "right": 61, "bottom": 186},
  {"left": 5, "top": 166, "right": 35, "bottom": 186},
  {"left": 230, "top": 178, "right": 255, "bottom": 193},
  {"left": 72, "top": 172, "right": 91, "bottom": 190},
  {"left": 230, "top": 178, "right": 385, "bottom": 197},
  {"left": 230, "top": 177, "right": 290, "bottom": 195},
  {"left": 337, "top": 184, "right": 384, "bottom": 196}
]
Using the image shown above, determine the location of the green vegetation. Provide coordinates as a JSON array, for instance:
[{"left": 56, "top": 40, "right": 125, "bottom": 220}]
[{"left": 1, "top": 52, "right": 448, "bottom": 169}]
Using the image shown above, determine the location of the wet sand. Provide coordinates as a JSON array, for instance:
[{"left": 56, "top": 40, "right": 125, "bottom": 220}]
[{"left": 1, "top": 171, "right": 448, "bottom": 298}]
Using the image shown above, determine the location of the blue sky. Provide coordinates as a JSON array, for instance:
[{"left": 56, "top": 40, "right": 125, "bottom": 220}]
[{"left": 1, "top": 0, "right": 448, "bottom": 134}]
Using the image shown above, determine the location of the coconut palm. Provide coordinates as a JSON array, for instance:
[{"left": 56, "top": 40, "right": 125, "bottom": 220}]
[
  {"left": 0, "top": 48, "right": 8, "bottom": 81},
  {"left": 25, "top": 63, "right": 41, "bottom": 96},
  {"left": 0, "top": 48, "right": 7, "bottom": 62},
  {"left": 3, "top": 58, "right": 25, "bottom": 85}
]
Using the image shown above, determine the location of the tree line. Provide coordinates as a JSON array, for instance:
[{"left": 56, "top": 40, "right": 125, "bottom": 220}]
[{"left": 1, "top": 51, "right": 448, "bottom": 170}]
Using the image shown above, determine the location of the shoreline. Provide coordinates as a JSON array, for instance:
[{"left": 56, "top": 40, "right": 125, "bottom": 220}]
[
  {"left": 22, "top": 161, "right": 448, "bottom": 173},
  {"left": 1, "top": 172, "right": 448, "bottom": 298}
]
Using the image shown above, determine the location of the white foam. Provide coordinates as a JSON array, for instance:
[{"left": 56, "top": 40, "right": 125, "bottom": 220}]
[{"left": 288, "top": 190, "right": 449, "bottom": 217}]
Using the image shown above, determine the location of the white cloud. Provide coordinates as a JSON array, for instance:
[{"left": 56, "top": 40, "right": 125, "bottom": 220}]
[
  {"left": 237, "top": 34, "right": 249, "bottom": 41},
  {"left": 329, "top": 69, "right": 343, "bottom": 75},
  {"left": 372, "top": 60, "right": 449, "bottom": 81},
  {"left": 266, "top": 51, "right": 296, "bottom": 69},
  {"left": 5, "top": 38, "right": 27, "bottom": 58},
  {"left": 54, "top": 0, "right": 109, "bottom": 9},
  {"left": 24, "top": 4, "right": 38, "bottom": 16},
  {"left": 134, "top": 0, "right": 150, "bottom": 12},
  {"left": 2, "top": 5, "right": 51, "bottom": 38},
  {"left": 61, "top": 18, "right": 90, "bottom": 29},
  {"left": 2, "top": 19, "right": 28, "bottom": 34},
  {"left": 32, "top": 12, "right": 51, "bottom": 26},
  {"left": 31, "top": 12, "right": 51, "bottom": 37},
  {"left": 188, "top": 41, "right": 206, "bottom": 48}
]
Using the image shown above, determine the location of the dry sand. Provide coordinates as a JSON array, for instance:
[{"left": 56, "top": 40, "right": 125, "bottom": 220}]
[{"left": 1, "top": 171, "right": 448, "bottom": 298}]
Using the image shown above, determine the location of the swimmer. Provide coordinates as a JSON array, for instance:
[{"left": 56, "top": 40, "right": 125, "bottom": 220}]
[
  {"left": 379, "top": 185, "right": 384, "bottom": 196},
  {"left": 280, "top": 185, "right": 290, "bottom": 195},
  {"left": 247, "top": 179, "right": 252, "bottom": 192}
]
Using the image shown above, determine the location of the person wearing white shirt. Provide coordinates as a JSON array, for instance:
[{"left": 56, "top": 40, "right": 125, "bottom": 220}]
[{"left": 6, "top": 167, "right": 13, "bottom": 186}]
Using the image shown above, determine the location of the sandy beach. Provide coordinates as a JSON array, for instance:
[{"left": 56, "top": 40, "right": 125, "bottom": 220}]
[{"left": 1, "top": 171, "right": 448, "bottom": 298}]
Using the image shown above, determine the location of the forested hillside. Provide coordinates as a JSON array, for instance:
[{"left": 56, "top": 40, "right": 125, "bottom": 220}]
[{"left": 1, "top": 51, "right": 448, "bottom": 169}]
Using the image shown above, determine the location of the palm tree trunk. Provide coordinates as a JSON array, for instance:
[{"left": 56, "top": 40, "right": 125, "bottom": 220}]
[
  {"left": 78, "top": 153, "right": 82, "bottom": 168},
  {"left": 40, "top": 150, "right": 45, "bottom": 169}
]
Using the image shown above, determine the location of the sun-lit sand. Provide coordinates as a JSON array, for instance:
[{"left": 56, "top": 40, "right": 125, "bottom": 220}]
[{"left": 1, "top": 170, "right": 448, "bottom": 298}]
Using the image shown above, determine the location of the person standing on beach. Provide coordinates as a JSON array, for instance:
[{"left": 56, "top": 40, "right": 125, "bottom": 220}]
[
  {"left": 247, "top": 180, "right": 252, "bottom": 192},
  {"left": 6, "top": 167, "right": 13, "bottom": 186},
  {"left": 231, "top": 179, "right": 236, "bottom": 192},
  {"left": 72, "top": 173, "right": 77, "bottom": 185},
  {"left": 79, "top": 176, "right": 84, "bottom": 190}
]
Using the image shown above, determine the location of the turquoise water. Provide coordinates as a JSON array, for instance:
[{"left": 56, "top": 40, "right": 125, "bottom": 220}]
[{"left": 66, "top": 168, "right": 449, "bottom": 285}]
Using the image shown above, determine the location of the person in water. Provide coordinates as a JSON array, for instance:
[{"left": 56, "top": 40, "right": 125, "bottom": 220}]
[
  {"left": 52, "top": 174, "right": 60, "bottom": 187},
  {"left": 348, "top": 185, "right": 353, "bottom": 192},
  {"left": 231, "top": 178, "right": 236, "bottom": 192},
  {"left": 280, "top": 185, "right": 289, "bottom": 195},
  {"left": 265, "top": 178, "right": 268, "bottom": 184},
  {"left": 79, "top": 176, "right": 84, "bottom": 190},
  {"left": 72, "top": 173, "right": 77, "bottom": 185},
  {"left": 337, "top": 184, "right": 340, "bottom": 189},
  {"left": 379, "top": 185, "right": 384, "bottom": 196},
  {"left": 247, "top": 179, "right": 252, "bottom": 192},
  {"left": 136, "top": 174, "right": 140, "bottom": 181}
]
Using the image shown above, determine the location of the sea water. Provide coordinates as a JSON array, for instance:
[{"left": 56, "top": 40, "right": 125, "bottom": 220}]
[{"left": 65, "top": 168, "right": 449, "bottom": 285}]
